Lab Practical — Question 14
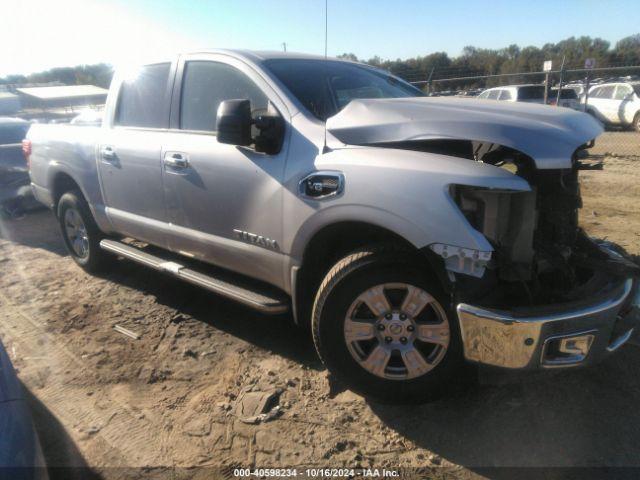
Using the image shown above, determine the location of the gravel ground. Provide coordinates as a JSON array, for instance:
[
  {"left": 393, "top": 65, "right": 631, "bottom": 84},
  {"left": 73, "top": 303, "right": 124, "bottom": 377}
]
[{"left": 0, "top": 151, "right": 639, "bottom": 479}]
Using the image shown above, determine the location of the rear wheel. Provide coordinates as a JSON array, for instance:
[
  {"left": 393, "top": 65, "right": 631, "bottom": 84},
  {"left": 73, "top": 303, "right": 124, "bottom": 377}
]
[
  {"left": 312, "top": 246, "right": 466, "bottom": 403},
  {"left": 57, "top": 190, "right": 109, "bottom": 273}
]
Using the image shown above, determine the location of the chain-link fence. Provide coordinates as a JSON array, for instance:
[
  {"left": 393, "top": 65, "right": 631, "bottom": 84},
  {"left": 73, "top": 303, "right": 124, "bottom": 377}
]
[{"left": 405, "top": 65, "right": 640, "bottom": 158}]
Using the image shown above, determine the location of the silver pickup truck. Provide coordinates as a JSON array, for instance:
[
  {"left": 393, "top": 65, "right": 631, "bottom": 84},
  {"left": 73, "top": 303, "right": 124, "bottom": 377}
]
[{"left": 26, "top": 50, "right": 639, "bottom": 402}]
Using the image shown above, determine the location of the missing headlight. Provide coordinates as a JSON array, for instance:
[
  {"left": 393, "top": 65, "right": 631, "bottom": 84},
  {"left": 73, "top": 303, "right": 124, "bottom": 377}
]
[{"left": 450, "top": 185, "right": 537, "bottom": 281}]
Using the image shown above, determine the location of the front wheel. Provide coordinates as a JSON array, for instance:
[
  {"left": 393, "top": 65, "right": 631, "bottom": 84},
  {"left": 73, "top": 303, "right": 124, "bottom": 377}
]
[
  {"left": 311, "top": 246, "right": 466, "bottom": 404},
  {"left": 57, "top": 190, "right": 109, "bottom": 273}
]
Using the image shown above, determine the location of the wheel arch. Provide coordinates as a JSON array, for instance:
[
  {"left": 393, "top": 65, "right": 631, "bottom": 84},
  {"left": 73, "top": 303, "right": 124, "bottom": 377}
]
[
  {"left": 48, "top": 168, "right": 113, "bottom": 233},
  {"left": 291, "top": 220, "right": 447, "bottom": 328},
  {"left": 51, "top": 171, "right": 83, "bottom": 208}
]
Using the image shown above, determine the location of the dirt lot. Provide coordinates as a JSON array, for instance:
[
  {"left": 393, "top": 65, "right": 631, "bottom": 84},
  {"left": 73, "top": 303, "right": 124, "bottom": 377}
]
[
  {"left": 0, "top": 143, "right": 639, "bottom": 479},
  {"left": 588, "top": 130, "right": 640, "bottom": 158}
]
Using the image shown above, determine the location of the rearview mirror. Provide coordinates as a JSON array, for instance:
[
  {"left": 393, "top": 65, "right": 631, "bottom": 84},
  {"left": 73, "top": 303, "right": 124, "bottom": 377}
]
[{"left": 216, "top": 99, "right": 252, "bottom": 146}]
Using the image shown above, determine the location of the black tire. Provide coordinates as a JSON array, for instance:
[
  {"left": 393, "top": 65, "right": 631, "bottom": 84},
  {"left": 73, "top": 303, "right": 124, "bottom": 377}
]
[
  {"left": 311, "top": 245, "right": 467, "bottom": 404},
  {"left": 57, "top": 190, "right": 109, "bottom": 273},
  {"left": 634, "top": 112, "right": 640, "bottom": 133}
]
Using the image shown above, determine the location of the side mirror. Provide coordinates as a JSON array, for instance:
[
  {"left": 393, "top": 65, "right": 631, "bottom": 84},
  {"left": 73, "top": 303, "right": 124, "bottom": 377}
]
[
  {"left": 216, "top": 99, "right": 252, "bottom": 146},
  {"left": 253, "top": 102, "right": 285, "bottom": 155}
]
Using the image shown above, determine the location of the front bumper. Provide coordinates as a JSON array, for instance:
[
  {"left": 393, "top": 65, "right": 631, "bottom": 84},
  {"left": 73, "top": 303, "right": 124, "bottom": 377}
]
[{"left": 457, "top": 278, "right": 640, "bottom": 369}]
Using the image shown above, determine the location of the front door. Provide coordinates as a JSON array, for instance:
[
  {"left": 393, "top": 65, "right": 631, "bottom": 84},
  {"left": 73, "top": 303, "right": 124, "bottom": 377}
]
[{"left": 161, "top": 56, "right": 289, "bottom": 287}]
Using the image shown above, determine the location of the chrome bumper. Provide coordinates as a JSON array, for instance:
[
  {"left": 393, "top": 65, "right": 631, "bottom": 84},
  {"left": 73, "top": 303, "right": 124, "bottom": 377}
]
[{"left": 457, "top": 278, "right": 639, "bottom": 369}]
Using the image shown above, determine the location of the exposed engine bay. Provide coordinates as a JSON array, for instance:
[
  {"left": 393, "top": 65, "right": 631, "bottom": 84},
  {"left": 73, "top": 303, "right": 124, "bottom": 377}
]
[{"left": 379, "top": 138, "right": 640, "bottom": 307}]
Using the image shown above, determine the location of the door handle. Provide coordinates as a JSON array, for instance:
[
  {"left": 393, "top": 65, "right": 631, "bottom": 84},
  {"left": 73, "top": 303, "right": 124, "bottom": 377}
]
[
  {"left": 164, "top": 152, "right": 189, "bottom": 169},
  {"left": 100, "top": 145, "right": 117, "bottom": 161}
]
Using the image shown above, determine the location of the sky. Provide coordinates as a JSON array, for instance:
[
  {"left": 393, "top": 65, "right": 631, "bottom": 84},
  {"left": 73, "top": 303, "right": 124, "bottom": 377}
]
[{"left": 1, "top": 0, "right": 638, "bottom": 77}]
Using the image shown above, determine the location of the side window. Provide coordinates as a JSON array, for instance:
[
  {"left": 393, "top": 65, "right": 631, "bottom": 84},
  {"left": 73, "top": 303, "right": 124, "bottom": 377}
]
[
  {"left": 499, "top": 90, "right": 513, "bottom": 101},
  {"left": 487, "top": 90, "right": 500, "bottom": 100},
  {"left": 599, "top": 86, "right": 615, "bottom": 99},
  {"left": 116, "top": 63, "right": 171, "bottom": 128},
  {"left": 614, "top": 85, "right": 632, "bottom": 100},
  {"left": 180, "top": 61, "right": 269, "bottom": 132}
]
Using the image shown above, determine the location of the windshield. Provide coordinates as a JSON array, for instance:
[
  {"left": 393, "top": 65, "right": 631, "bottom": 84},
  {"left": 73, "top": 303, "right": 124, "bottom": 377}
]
[
  {"left": 633, "top": 84, "right": 640, "bottom": 97},
  {"left": 264, "top": 59, "right": 424, "bottom": 121}
]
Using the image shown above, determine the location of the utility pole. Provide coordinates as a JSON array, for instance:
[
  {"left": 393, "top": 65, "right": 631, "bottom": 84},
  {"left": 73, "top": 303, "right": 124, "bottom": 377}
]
[
  {"left": 426, "top": 66, "right": 435, "bottom": 95},
  {"left": 282, "top": 42, "right": 287, "bottom": 52},
  {"left": 583, "top": 58, "right": 595, "bottom": 112},
  {"left": 543, "top": 60, "right": 552, "bottom": 104},
  {"left": 555, "top": 56, "right": 566, "bottom": 106}
]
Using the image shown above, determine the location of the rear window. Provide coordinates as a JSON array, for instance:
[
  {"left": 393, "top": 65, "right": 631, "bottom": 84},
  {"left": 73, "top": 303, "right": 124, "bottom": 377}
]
[
  {"left": 0, "top": 123, "right": 29, "bottom": 144},
  {"left": 551, "top": 89, "right": 578, "bottom": 99},
  {"left": 516, "top": 86, "right": 545, "bottom": 100},
  {"left": 116, "top": 63, "right": 171, "bottom": 128}
]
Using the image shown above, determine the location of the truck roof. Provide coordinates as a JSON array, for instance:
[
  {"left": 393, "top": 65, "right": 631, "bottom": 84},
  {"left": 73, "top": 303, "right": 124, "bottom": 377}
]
[{"left": 184, "top": 49, "right": 352, "bottom": 64}]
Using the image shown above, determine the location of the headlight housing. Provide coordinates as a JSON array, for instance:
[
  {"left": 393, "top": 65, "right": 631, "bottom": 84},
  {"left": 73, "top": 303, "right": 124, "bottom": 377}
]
[{"left": 448, "top": 185, "right": 537, "bottom": 281}]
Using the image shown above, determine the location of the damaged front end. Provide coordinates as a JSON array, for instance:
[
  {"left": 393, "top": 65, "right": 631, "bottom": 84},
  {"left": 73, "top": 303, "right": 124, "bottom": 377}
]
[
  {"left": 326, "top": 97, "right": 640, "bottom": 369},
  {"left": 448, "top": 144, "right": 640, "bottom": 369},
  {"left": 449, "top": 144, "right": 639, "bottom": 306}
]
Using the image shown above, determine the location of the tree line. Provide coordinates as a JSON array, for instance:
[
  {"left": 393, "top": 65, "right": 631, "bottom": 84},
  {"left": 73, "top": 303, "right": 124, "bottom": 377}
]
[
  {"left": 0, "top": 63, "right": 113, "bottom": 88},
  {"left": 1, "top": 34, "right": 639, "bottom": 91},
  {"left": 339, "top": 34, "right": 640, "bottom": 89}
]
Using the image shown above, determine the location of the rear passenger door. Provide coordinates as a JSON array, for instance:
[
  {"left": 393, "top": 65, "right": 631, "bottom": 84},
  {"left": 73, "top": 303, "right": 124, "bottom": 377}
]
[
  {"left": 160, "top": 54, "right": 289, "bottom": 287},
  {"left": 98, "top": 62, "right": 175, "bottom": 247},
  {"left": 594, "top": 85, "right": 617, "bottom": 123}
]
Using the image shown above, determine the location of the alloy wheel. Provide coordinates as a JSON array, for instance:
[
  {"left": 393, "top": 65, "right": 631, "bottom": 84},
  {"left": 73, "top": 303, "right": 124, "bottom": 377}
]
[
  {"left": 343, "top": 282, "right": 450, "bottom": 380},
  {"left": 64, "top": 207, "right": 89, "bottom": 259}
]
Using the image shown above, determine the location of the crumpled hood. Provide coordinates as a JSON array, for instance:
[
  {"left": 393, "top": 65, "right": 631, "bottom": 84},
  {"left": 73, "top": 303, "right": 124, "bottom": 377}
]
[{"left": 326, "top": 97, "right": 604, "bottom": 169}]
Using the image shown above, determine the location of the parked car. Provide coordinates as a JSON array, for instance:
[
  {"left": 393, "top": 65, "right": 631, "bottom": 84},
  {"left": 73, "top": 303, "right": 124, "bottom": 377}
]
[
  {"left": 0, "top": 339, "right": 47, "bottom": 479},
  {"left": 584, "top": 82, "right": 640, "bottom": 131},
  {"left": 565, "top": 83, "right": 586, "bottom": 101},
  {"left": 548, "top": 87, "right": 581, "bottom": 110},
  {"left": 478, "top": 84, "right": 548, "bottom": 103},
  {"left": 26, "top": 50, "right": 640, "bottom": 403},
  {"left": 0, "top": 117, "right": 40, "bottom": 217}
]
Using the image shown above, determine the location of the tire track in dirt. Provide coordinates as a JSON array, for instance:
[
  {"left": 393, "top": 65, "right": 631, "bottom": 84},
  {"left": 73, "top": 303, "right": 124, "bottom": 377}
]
[{"left": 0, "top": 290, "right": 175, "bottom": 467}]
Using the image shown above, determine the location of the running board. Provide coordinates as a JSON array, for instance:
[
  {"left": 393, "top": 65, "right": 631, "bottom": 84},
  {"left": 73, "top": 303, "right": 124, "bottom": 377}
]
[{"left": 99, "top": 239, "right": 289, "bottom": 314}]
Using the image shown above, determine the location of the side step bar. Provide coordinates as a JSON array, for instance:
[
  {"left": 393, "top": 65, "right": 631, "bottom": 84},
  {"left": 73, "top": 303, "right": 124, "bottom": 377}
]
[{"left": 99, "top": 239, "right": 289, "bottom": 314}]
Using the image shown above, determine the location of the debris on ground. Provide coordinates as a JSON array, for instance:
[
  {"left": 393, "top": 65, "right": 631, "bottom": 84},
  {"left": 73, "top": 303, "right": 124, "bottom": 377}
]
[
  {"left": 234, "top": 389, "right": 282, "bottom": 424},
  {"left": 113, "top": 324, "right": 141, "bottom": 340}
]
